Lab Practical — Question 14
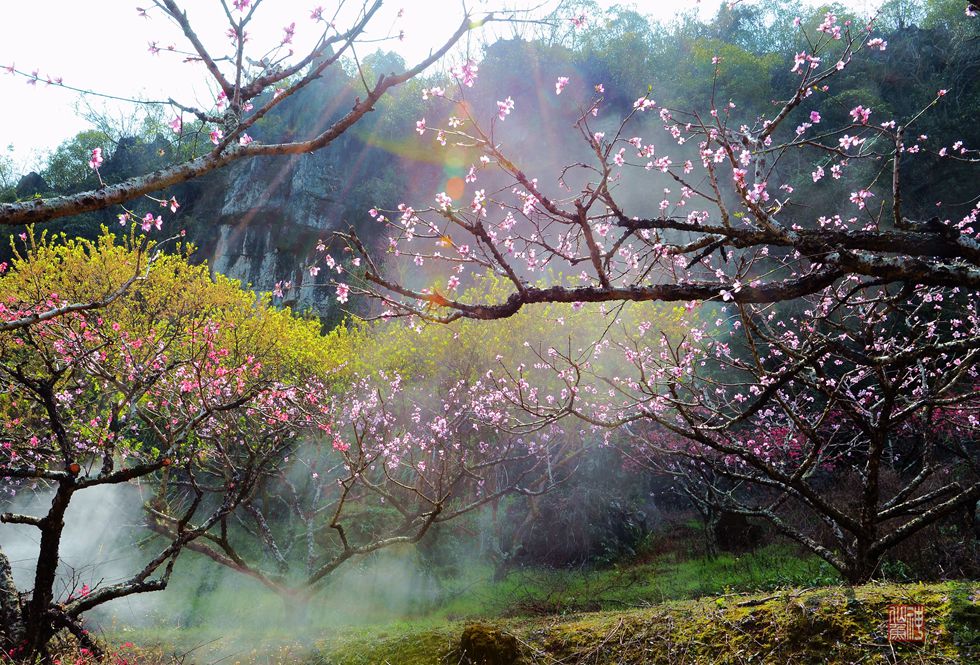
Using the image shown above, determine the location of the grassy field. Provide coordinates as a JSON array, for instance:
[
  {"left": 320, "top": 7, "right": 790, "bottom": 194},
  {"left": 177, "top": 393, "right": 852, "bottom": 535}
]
[
  {"left": 100, "top": 543, "right": 836, "bottom": 638},
  {"left": 428, "top": 544, "right": 839, "bottom": 619}
]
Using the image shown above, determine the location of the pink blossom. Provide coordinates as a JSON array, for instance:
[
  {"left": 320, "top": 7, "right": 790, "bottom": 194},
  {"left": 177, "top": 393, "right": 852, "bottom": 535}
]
[
  {"left": 462, "top": 61, "right": 479, "bottom": 86},
  {"left": 555, "top": 76, "right": 569, "bottom": 95},
  {"left": 141, "top": 213, "right": 163, "bottom": 232},
  {"left": 169, "top": 116, "right": 182, "bottom": 133},
  {"left": 849, "top": 105, "right": 872, "bottom": 124},
  {"left": 791, "top": 51, "right": 807, "bottom": 73},
  {"left": 497, "top": 96, "right": 515, "bottom": 120},
  {"left": 633, "top": 97, "right": 656, "bottom": 111},
  {"left": 817, "top": 12, "right": 841, "bottom": 39},
  {"left": 210, "top": 129, "right": 223, "bottom": 145},
  {"left": 335, "top": 283, "right": 350, "bottom": 303},
  {"left": 839, "top": 134, "right": 865, "bottom": 150},
  {"left": 451, "top": 60, "right": 479, "bottom": 87},
  {"left": 849, "top": 189, "right": 874, "bottom": 209},
  {"left": 88, "top": 147, "right": 103, "bottom": 170},
  {"left": 435, "top": 192, "right": 453, "bottom": 209}
]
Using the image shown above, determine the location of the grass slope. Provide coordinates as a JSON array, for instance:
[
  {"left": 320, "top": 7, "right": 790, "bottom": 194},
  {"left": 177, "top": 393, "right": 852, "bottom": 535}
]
[{"left": 317, "top": 581, "right": 979, "bottom": 665}]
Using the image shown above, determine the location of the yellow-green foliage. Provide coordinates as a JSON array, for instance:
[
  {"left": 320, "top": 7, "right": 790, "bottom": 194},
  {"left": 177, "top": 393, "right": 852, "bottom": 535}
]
[
  {"left": 0, "top": 229, "right": 346, "bottom": 382},
  {"left": 335, "top": 272, "right": 692, "bottom": 389}
]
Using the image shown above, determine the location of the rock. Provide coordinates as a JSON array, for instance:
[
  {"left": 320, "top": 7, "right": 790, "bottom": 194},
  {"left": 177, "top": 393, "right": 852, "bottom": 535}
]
[
  {"left": 184, "top": 151, "right": 344, "bottom": 315},
  {"left": 15, "top": 172, "right": 48, "bottom": 199},
  {"left": 457, "top": 623, "right": 520, "bottom": 665}
]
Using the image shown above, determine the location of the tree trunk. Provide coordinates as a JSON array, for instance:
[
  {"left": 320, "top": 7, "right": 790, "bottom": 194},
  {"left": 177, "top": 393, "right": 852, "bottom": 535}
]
[
  {"left": 843, "top": 544, "right": 880, "bottom": 585},
  {"left": 22, "top": 481, "right": 74, "bottom": 659},
  {"left": 703, "top": 509, "right": 720, "bottom": 559}
]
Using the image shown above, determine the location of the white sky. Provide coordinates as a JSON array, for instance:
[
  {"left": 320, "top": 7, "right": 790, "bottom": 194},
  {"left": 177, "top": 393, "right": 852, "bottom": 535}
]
[{"left": 0, "top": 0, "right": 869, "bottom": 172}]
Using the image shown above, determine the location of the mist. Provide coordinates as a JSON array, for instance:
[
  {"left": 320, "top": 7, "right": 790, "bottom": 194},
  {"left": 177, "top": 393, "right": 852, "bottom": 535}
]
[{"left": 2, "top": 480, "right": 491, "bottom": 647}]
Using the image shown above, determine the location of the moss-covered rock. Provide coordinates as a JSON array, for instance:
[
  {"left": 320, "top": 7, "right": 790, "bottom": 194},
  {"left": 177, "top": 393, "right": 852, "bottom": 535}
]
[{"left": 456, "top": 623, "right": 520, "bottom": 665}]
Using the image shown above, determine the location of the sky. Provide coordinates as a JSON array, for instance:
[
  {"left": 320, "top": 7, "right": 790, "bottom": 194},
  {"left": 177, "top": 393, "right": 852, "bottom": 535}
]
[{"left": 0, "top": 0, "right": 871, "bottom": 173}]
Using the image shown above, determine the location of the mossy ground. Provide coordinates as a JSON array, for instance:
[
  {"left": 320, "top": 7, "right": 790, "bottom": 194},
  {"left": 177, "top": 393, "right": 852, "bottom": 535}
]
[
  {"left": 81, "top": 546, "right": 974, "bottom": 664},
  {"left": 316, "top": 581, "right": 979, "bottom": 665}
]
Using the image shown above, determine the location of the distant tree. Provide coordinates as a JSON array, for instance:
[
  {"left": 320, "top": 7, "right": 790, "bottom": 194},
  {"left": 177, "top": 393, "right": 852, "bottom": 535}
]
[
  {"left": 159, "top": 362, "right": 572, "bottom": 618},
  {"left": 41, "top": 130, "right": 109, "bottom": 193},
  {"left": 0, "top": 145, "right": 18, "bottom": 193},
  {"left": 611, "top": 281, "right": 979, "bottom": 582}
]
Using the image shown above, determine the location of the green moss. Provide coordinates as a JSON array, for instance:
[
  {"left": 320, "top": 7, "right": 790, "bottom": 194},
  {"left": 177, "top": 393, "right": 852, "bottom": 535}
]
[
  {"left": 314, "top": 581, "right": 978, "bottom": 665},
  {"left": 947, "top": 584, "right": 980, "bottom": 661},
  {"left": 316, "top": 626, "right": 457, "bottom": 665}
]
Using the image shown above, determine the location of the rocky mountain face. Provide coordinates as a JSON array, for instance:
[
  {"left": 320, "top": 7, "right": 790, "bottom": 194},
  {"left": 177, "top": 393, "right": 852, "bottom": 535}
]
[
  {"left": 174, "top": 67, "right": 433, "bottom": 318},
  {"left": 185, "top": 149, "right": 348, "bottom": 314}
]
